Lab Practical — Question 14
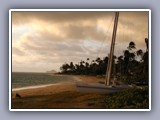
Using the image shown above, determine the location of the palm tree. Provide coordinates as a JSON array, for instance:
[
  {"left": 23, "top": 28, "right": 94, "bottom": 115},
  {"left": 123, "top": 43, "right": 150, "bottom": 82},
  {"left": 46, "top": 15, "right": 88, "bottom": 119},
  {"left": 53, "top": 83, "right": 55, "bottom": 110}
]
[
  {"left": 143, "top": 38, "right": 149, "bottom": 84},
  {"left": 60, "top": 63, "right": 70, "bottom": 73},
  {"left": 117, "top": 55, "right": 123, "bottom": 75},
  {"left": 137, "top": 49, "right": 144, "bottom": 62},
  {"left": 69, "top": 62, "right": 75, "bottom": 72},
  {"left": 137, "top": 49, "right": 143, "bottom": 57},
  {"left": 123, "top": 50, "right": 130, "bottom": 74},
  {"left": 128, "top": 41, "right": 136, "bottom": 50},
  {"left": 145, "top": 38, "right": 148, "bottom": 51},
  {"left": 129, "top": 53, "right": 136, "bottom": 61}
]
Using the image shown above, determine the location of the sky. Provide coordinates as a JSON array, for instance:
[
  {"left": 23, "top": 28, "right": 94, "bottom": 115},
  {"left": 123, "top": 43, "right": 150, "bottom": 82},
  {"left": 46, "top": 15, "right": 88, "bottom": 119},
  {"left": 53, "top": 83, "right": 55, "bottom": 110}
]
[{"left": 12, "top": 11, "right": 149, "bottom": 72}]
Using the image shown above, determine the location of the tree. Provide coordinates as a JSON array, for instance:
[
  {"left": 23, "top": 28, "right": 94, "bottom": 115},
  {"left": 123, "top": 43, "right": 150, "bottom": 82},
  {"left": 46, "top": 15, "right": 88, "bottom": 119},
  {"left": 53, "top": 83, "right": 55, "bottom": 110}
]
[
  {"left": 129, "top": 53, "right": 135, "bottom": 61},
  {"left": 128, "top": 41, "right": 136, "bottom": 50},
  {"left": 69, "top": 62, "right": 75, "bottom": 72},
  {"left": 137, "top": 49, "right": 143, "bottom": 57},
  {"left": 145, "top": 38, "right": 148, "bottom": 51},
  {"left": 59, "top": 38, "right": 149, "bottom": 85},
  {"left": 142, "top": 38, "right": 149, "bottom": 84},
  {"left": 60, "top": 63, "right": 70, "bottom": 73},
  {"left": 123, "top": 50, "right": 130, "bottom": 74}
]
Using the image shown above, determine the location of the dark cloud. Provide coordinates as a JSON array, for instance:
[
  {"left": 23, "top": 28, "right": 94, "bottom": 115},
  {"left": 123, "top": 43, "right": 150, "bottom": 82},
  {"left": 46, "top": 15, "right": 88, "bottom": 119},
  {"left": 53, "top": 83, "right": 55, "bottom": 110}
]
[
  {"left": 36, "top": 23, "right": 106, "bottom": 42},
  {"left": 12, "top": 11, "right": 149, "bottom": 72},
  {"left": 65, "top": 24, "right": 105, "bottom": 40},
  {"left": 12, "top": 11, "right": 112, "bottom": 25}
]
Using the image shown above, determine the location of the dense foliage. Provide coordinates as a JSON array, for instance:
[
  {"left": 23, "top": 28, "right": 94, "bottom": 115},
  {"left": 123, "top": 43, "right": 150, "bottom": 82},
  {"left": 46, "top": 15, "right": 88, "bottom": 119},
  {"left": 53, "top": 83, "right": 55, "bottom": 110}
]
[
  {"left": 60, "top": 38, "right": 149, "bottom": 84},
  {"left": 104, "top": 87, "right": 149, "bottom": 109}
]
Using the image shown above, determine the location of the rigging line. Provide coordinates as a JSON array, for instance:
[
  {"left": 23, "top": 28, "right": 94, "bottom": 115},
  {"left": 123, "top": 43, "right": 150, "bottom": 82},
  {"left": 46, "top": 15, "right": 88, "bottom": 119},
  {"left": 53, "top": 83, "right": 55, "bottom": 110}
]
[
  {"left": 113, "top": 24, "right": 120, "bottom": 75},
  {"left": 124, "top": 17, "right": 132, "bottom": 74},
  {"left": 95, "top": 14, "right": 115, "bottom": 59},
  {"left": 119, "top": 18, "right": 125, "bottom": 76}
]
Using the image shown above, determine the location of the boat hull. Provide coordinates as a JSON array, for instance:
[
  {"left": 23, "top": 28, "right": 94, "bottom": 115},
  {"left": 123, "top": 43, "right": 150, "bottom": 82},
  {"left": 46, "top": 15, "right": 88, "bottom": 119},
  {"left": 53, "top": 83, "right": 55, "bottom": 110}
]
[{"left": 76, "top": 82, "right": 129, "bottom": 94}]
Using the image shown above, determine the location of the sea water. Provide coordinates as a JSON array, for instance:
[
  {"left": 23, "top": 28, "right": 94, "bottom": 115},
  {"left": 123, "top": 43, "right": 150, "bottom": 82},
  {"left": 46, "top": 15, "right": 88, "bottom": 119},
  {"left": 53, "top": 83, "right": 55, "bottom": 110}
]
[{"left": 12, "top": 72, "right": 77, "bottom": 90}]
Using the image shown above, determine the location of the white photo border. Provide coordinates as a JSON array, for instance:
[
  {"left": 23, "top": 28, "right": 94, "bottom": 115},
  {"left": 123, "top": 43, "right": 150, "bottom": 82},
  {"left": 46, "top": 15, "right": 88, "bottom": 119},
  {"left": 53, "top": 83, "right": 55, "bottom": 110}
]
[{"left": 9, "top": 9, "right": 151, "bottom": 111}]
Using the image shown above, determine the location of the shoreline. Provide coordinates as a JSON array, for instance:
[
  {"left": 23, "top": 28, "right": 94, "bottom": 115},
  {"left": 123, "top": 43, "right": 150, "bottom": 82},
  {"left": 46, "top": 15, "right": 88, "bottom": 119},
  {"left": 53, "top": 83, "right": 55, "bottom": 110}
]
[
  {"left": 12, "top": 83, "right": 62, "bottom": 91},
  {"left": 12, "top": 74, "right": 82, "bottom": 92},
  {"left": 11, "top": 75, "right": 104, "bottom": 98},
  {"left": 11, "top": 75, "right": 107, "bottom": 109},
  {"left": 11, "top": 75, "right": 138, "bottom": 109}
]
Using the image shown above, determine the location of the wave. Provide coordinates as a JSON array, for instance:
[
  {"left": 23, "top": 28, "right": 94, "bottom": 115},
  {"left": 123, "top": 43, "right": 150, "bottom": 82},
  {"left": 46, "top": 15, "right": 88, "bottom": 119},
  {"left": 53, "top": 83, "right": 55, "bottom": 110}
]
[{"left": 12, "top": 83, "right": 62, "bottom": 91}]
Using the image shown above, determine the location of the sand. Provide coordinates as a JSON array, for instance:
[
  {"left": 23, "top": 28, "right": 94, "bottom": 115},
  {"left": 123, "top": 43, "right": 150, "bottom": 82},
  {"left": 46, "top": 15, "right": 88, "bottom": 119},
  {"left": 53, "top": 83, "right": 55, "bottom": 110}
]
[
  {"left": 12, "top": 75, "right": 105, "bottom": 98},
  {"left": 11, "top": 75, "right": 107, "bottom": 109}
]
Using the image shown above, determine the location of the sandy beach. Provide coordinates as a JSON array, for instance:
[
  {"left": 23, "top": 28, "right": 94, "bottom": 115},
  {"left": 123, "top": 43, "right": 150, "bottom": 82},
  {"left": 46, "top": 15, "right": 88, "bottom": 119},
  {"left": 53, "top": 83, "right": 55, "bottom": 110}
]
[
  {"left": 12, "top": 75, "right": 104, "bottom": 98},
  {"left": 11, "top": 75, "right": 106, "bottom": 109}
]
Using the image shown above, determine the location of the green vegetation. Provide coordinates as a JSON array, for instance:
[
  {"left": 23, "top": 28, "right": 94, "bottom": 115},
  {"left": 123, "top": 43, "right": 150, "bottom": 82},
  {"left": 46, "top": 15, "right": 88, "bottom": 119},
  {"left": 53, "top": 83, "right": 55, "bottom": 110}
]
[
  {"left": 60, "top": 38, "right": 149, "bottom": 85},
  {"left": 103, "top": 87, "right": 149, "bottom": 109},
  {"left": 12, "top": 88, "right": 149, "bottom": 109}
]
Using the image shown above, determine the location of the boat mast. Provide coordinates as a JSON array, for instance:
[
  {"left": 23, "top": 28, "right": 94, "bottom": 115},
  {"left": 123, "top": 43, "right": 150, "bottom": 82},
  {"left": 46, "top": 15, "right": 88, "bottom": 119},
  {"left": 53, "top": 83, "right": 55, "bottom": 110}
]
[{"left": 105, "top": 12, "right": 119, "bottom": 86}]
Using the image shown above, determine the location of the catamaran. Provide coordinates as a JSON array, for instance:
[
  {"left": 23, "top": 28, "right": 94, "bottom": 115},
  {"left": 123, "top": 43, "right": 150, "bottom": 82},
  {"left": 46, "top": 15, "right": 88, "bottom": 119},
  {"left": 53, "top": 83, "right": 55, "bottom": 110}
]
[{"left": 76, "top": 12, "right": 130, "bottom": 93}]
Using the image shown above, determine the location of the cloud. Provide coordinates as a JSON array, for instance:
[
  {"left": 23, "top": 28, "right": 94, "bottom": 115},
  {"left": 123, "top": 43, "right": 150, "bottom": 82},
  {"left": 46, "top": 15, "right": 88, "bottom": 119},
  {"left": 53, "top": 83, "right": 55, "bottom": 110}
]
[
  {"left": 12, "top": 11, "right": 113, "bottom": 25},
  {"left": 12, "top": 11, "right": 149, "bottom": 72},
  {"left": 12, "top": 47, "right": 25, "bottom": 56}
]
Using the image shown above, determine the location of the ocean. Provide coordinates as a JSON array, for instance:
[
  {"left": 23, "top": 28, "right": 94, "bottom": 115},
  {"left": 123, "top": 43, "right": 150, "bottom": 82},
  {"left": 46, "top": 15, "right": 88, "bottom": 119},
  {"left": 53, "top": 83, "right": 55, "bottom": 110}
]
[{"left": 12, "top": 72, "right": 78, "bottom": 90}]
